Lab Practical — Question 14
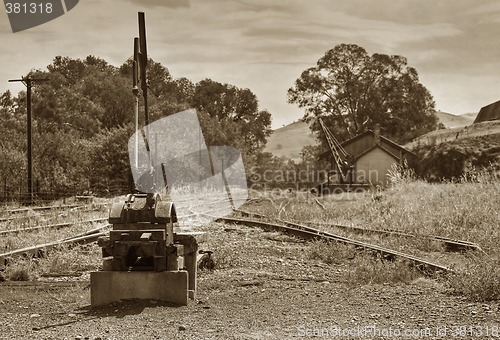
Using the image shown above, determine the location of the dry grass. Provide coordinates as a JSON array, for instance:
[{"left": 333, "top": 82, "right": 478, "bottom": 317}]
[
  {"left": 0, "top": 206, "right": 108, "bottom": 252},
  {"left": 9, "top": 268, "right": 30, "bottom": 281},
  {"left": 308, "top": 240, "right": 356, "bottom": 265},
  {"left": 2, "top": 175, "right": 500, "bottom": 302},
  {"left": 3, "top": 243, "right": 102, "bottom": 280},
  {"left": 447, "top": 254, "right": 500, "bottom": 302},
  {"left": 0, "top": 201, "right": 108, "bottom": 281},
  {"left": 40, "top": 243, "right": 102, "bottom": 274},
  {"left": 243, "top": 168, "right": 500, "bottom": 300},
  {"left": 346, "top": 255, "right": 421, "bottom": 285},
  {"left": 357, "top": 177, "right": 500, "bottom": 255},
  {"left": 307, "top": 240, "right": 420, "bottom": 284}
]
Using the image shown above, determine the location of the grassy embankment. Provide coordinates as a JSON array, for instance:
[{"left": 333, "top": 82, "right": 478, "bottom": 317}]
[
  {"left": 2, "top": 174, "right": 500, "bottom": 302},
  {"left": 242, "top": 166, "right": 500, "bottom": 301}
]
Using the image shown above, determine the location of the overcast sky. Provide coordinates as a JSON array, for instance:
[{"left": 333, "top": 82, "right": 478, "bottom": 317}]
[{"left": 1, "top": 0, "right": 500, "bottom": 128}]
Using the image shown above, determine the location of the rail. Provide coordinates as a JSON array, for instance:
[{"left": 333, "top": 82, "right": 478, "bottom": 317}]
[
  {"left": 215, "top": 214, "right": 451, "bottom": 274},
  {"left": 234, "top": 208, "right": 482, "bottom": 253}
]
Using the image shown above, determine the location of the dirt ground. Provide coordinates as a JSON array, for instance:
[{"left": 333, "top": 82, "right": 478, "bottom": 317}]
[{"left": 1, "top": 221, "right": 499, "bottom": 340}]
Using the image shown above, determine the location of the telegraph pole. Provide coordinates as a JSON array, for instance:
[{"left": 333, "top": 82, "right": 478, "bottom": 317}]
[{"left": 8, "top": 76, "right": 49, "bottom": 204}]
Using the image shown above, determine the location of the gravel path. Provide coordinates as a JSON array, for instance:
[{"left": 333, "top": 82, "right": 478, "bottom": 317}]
[{"left": 1, "top": 222, "right": 499, "bottom": 339}]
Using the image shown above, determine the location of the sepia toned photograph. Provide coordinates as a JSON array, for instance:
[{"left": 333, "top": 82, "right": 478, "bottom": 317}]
[{"left": 1, "top": 0, "right": 499, "bottom": 339}]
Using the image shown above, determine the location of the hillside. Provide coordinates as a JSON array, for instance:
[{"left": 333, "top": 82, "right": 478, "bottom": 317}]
[
  {"left": 406, "top": 120, "right": 500, "bottom": 149},
  {"left": 436, "top": 111, "right": 476, "bottom": 128},
  {"left": 264, "top": 112, "right": 478, "bottom": 161},
  {"left": 410, "top": 130, "right": 500, "bottom": 179},
  {"left": 460, "top": 112, "right": 479, "bottom": 120},
  {"left": 263, "top": 120, "right": 316, "bottom": 161}
]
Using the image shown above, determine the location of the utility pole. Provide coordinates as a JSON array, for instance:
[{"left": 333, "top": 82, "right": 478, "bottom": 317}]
[{"left": 8, "top": 76, "right": 49, "bottom": 204}]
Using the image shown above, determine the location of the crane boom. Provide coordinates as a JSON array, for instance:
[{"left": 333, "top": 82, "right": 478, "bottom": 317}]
[{"left": 318, "top": 118, "right": 352, "bottom": 183}]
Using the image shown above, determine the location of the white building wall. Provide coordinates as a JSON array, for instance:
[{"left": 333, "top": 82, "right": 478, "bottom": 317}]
[{"left": 355, "top": 147, "right": 398, "bottom": 186}]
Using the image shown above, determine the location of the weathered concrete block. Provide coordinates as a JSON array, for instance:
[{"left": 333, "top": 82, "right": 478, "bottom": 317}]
[{"left": 90, "top": 271, "right": 189, "bottom": 307}]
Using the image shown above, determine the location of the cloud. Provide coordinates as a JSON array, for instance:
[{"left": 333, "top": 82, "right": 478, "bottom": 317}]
[
  {"left": 1, "top": 0, "right": 499, "bottom": 128},
  {"left": 243, "top": 26, "right": 333, "bottom": 41},
  {"left": 461, "top": 2, "right": 500, "bottom": 24},
  {"left": 124, "top": 0, "right": 190, "bottom": 9},
  {"left": 325, "top": 0, "right": 488, "bottom": 24},
  {"left": 463, "top": 1, "right": 500, "bottom": 16},
  {"left": 421, "top": 72, "right": 500, "bottom": 114},
  {"left": 232, "top": 0, "right": 292, "bottom": 13}
]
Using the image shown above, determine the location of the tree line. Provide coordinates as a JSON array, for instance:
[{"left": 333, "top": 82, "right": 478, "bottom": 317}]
[
  {"left": 288, "top": 43, "right": 438, "bottom": 147},
  {"left": 0, "top": 44, "right": 440, "bottom": 201},
  {"left": 0, "top": 55, "right": 272, "bottom": 200}
]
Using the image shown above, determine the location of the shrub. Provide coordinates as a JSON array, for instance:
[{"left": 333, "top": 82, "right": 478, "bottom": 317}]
[
  {"left": 9, "top": 269, "right": 29, "bottom": 281},
  {"left": 308, "top": 241, "right": 421, "bottom": 285},
  {"left": 411, "top": 134, "right": 500, "bottom": 180},
  {"left": 346, "top": 254, "right": 420, "bottom": 285},
  {"left": 307, "top": 240, "right": 356, "bottom": 265},
  {"left": 447, "top": 255, "right": 500, "bottom": 302}
]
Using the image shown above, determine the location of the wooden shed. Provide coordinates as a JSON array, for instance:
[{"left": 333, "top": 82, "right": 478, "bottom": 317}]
[
  {"left": 320, "top": 126, "right": 415, "bottom": 187},
  {"left": 474, "top": 99, "right": 500, "bottom": 124}
]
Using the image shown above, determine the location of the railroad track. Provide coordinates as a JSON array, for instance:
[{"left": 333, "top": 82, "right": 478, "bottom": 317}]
[
  {"left": 213, "top": 214, "right": 451, "bottom": 274},
  {"left": 2, "top": 204, "right": 81, "bottom": 215},
  {"left": 312, "top": 221, "right": 482, "bottom": 252},
  {"left": 0, "top": 203, "right": 110, "bottom": 223},
  {"left": 0, "top": 222, "right": 214, "bottom": 272},
  {"left": 179, "top": 196, "right": 247, "bottom": 220},
  {"left": 0, "top": 197, "right": 221, "bottom": 272},
  {"left": 0, "top": 224, "right": 110, "bottom": 269},
  {"left": 0, "top": 218, "right": 108, "bottom": 236},
  {"left": 233, "top": 208, "right": 482, "bottom": 253}
]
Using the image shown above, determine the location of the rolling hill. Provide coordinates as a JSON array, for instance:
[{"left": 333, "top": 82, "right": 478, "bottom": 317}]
[
  {"left": 264, "top": 112, "right": 481, "bottom": 160},
  {"left": 263, "top": 120, "right": 315, "bottom": 161},
  {"left": 436, "top": 111, "right": 476, "bottom": 128},
  {"left": 406, "top": 120, "right": 500, "bottom": 149}
]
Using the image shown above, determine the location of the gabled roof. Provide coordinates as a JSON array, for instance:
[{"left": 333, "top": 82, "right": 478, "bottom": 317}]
[
  {"left": 355, "top": 143, "right": 402, "bottom": 162},
  {"left": 340, "top": 130, "right": 410, "bottom": 152},
  {"left": 474, "top": 99, "right": 500, "bottom": 124},
  {"left": 319, "top": 129, "right": 416, "bottom": 161}
]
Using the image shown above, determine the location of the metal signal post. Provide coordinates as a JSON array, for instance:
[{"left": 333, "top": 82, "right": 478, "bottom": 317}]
[
  {"left": 8, "top": 76, "right": 49, "bottom": 204},
  {"left": 133, "top": 37, "right": 140, "bottom": 168},
  {"left": 138, "top": 11, "right": 148, "bottom": 128}
]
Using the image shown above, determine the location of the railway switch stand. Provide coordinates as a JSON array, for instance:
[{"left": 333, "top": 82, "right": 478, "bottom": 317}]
[
  {"left": 198, "top": 250, "right": 215, "bottom": 270},
  {"left": 90, "top": 193, "right": 198, "bottom": 306}
]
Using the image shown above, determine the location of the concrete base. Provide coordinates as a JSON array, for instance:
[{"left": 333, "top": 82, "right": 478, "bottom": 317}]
[{"left": 90, "top": 271, "right": 189, "bottom": 307}]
